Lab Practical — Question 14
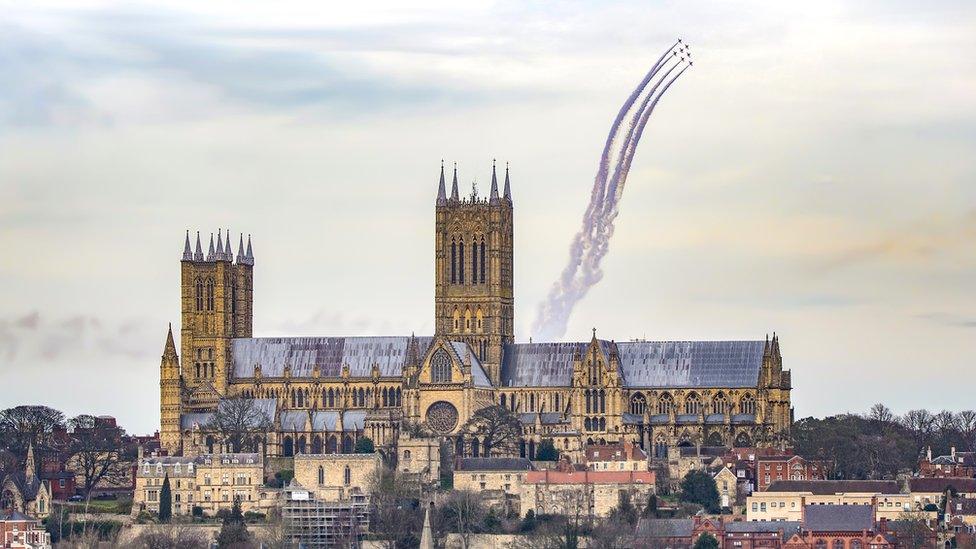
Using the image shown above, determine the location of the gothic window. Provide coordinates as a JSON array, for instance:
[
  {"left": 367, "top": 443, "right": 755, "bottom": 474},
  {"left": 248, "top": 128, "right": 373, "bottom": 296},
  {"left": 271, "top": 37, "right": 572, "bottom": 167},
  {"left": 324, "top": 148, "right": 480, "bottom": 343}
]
[
  {"left": 599, "top": 417, "right": 606, "bottom": 431},
  {"left": 425, "top": 401, "right": 459, "bottom": 434},
  {"left": 282, "top": 436, "right": 293, "bottom": 457},
  {"left": 431, "top": 350, "right": 452, "bottom": 383},
  {"left": 585, "top": 391, "right": 591, "bottom": 413},
  {"left": 231, "top": 282, "right": 237, "bottom": 316},
  {"left": 630, "top": 393, "right": 647, "bottom": 415},
  {"left": 327, "top": 436, "right": 337, "bottom": 454},
  {"left": 453, "top": 309, "right": 460, "bottom": 331},
  {"left": 471, "top": 438, "right": 480, "bottom": 457},
  {"left": 657, "top": 393, "right": 674, "bottom": 415},
  {"left": 471, "top": 237, "right": 478, "bottom": 284},
  {"left": 205, "top": 278, "right": 215, "bottom": 311},
  {"left": 740, "top": 394, "right": 756, "bottom": 415},
  {"left": 312, "top": 436, "right": 322, "bottom": 454},
  {"left": 500, "top": 394, "right": 506, "bottom": 407},
  {"left": 451, "top": 239, "right": 457, "bottom": 284},
  {"left": 344, "top": 465, "right": 351, "bottom": 486},
  {"left": 342, "top": 435, "right": 353, "bottom": 454},
  {"left": 554, "top": 393, "right": 561, "bottom": 411},
  {"left": 851, "top": 541, "right": 861, "bottom": 549},
  {"left": 195, "top": 278, "right": 204, "bottom": 311},
  {"left": 529, "top": 393, "right": 535, "bottom": 412},
  {"left": 382, "top": 387, "right": 389, "bottom": 407},
  {"left": 464, "top": 309, "right": 471, "bottom": 332},
  {"left": 395, "top": 388, "right": 402, "bottom": 406},
  {"left": 599, "top": 389, "right": 606, "bottom": 413},
  {"left": 297, "top": 436, "right": 306, "bottom": 454},
  {"left": 479, "top": 238, "right": 486, "bottom": 283},
  {"left": 458, "top": 240, "right": 465, "bottom": 283},
  {"left": 685, "top": 393, "right": 701, "bottom": 415},
  {"left": 327, "top": 388, "right": 335, "bottom": 408},
  {"left": 654, "top": 434, "right": 668, "bottom": 458},
  {"left": 476, "top": 309, "right": 483, "bottom": 332},
  {"left": 195, "top": 364, "right": 201, "bottom": 377},
  {"left": 318, "top": 466, "right": 324, "bottom": 485},
  {"left": 712, "top": 394, "right": 728, "bottom": 415}
]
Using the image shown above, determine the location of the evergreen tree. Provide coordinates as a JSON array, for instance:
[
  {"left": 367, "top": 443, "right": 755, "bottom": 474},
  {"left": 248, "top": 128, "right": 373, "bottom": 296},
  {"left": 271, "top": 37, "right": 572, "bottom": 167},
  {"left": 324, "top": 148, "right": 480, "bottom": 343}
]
[
  {"left": 217, "top": 499, "right": 250, "bottom": 548},
  {"left": 158, "top": 474, "right": 172, "bottom": 523},
  {"left": 694, "top": 533, "right": 719, "bottom": 549},
  {"left": 355, "top": 436, "right": 375, "bottom": 454},
  {"left": 642, "top": 494, "right": 659, "bottom": 518},
  {"left": 680, "top": 470, "right": 720, "bottom": 513},
  {"left": 535, "top": 439, "right": 559, "bottom": 461}
]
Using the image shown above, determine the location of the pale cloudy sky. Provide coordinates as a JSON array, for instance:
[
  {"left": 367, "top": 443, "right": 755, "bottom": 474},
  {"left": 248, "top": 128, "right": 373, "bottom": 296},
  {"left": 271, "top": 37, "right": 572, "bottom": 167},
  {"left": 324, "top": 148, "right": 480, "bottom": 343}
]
[{"left": 1, "top": 1, "right": 974, "bottom": 434}]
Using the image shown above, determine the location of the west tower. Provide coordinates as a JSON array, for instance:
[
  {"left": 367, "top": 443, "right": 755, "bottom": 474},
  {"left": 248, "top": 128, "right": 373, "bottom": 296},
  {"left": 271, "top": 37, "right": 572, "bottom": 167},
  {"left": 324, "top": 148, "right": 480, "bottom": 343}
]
[
  {"left": 179, "top": 229, "right": 254, "bottom": 412},
  {"left": 434, "top": 161, "right": 514, "bottom": 384}
]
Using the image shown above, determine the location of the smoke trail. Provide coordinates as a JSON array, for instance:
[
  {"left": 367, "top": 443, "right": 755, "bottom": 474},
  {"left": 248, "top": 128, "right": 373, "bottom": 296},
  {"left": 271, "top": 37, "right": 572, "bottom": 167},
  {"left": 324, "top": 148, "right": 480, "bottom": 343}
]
[
  {"left": 555, "top": 42, "right": 682, "bottom": 306},
  {"left": 532, "top": 43, "right": 692, "bottom": 341}
]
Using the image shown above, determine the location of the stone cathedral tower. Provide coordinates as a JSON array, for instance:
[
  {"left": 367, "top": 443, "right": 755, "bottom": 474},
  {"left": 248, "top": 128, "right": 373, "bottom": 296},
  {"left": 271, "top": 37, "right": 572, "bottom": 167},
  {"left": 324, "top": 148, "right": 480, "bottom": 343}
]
[
  {"left": 178, "top": 229, "right": 254, "bottom": 412},
  {"left": 434, "top": 161, "right": 514, "bottom": 385}
]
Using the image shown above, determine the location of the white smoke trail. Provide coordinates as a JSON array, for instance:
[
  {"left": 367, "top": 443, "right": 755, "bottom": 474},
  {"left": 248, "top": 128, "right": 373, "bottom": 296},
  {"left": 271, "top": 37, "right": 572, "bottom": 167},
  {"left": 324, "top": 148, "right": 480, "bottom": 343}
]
[{"left": 532, "top": 43, "right": 692, "bottom": 341}]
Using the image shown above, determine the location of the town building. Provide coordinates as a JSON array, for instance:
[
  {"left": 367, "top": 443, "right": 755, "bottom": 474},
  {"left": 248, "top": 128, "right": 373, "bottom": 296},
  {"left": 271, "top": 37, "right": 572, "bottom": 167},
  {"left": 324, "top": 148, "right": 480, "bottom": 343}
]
[
  {"left": 0, "top": 445, "right": 51, "bottom": 520},
  {"left": 157, "top": 164, "right": 793, "bottom": 463},
  {"left": 453, "top": 457, "right": 533, "bottom": 513},
  {"left": 908, "top": 478, "right": 976, "bottom": 510},
  {"left": 746, "top": 481, "right": 911, "bottom": 522},
  {"left": 132, "top": 452, "right": 275, "bottom": 517},
  {"left": 755, "top": 455, "right": 830, "bottom": 492},
  {"left": 711, "top": 465, "right": 739, "bottom": 508},
  {"left": 918, "top": 447, "right": 976, "bottom": 478},
  {"left": 0, "top": 510, "right": 52, "bottom": 549},
  {"left": 583, "top": 441, "right": 648, "bottom": 472},
  {"left": 519, "top": 459, "right": 654, "bottom": 517},
  {"left": 281, "top": 479, "right": 370, "bottom": 549},
  {"left": 945, "top": 496, "right": 976, "bottom": 529},
  {"left": 292, "top": 453, "right": 381, "bottom": 502},
  {"left": 782, "top": 505, "right": 894, "bottom": 549}
]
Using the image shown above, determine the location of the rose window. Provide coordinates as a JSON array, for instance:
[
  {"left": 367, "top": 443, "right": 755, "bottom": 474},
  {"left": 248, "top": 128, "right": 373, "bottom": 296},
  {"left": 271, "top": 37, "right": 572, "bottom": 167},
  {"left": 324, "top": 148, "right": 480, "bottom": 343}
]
[{"left": 425, "top": 401, "right": 459, "bottom": 434}]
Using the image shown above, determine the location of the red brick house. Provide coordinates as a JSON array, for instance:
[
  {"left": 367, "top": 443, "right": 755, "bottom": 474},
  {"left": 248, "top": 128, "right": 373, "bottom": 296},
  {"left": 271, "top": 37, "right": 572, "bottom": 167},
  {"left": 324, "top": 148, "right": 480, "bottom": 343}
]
[
  {"left": 756, "top": 456, "right": 831, "bottom": 492},
  {"left": 918, "top": 447, "right": 976, "bottom": 479}
]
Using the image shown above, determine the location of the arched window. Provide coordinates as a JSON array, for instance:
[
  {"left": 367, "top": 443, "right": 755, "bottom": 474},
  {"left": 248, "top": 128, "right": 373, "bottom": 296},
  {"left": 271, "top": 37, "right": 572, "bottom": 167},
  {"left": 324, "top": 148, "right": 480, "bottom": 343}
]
[
  {"left": 599, "top": 417, "right": 606, "bottom": 431},
  {"left": 684, "top": 393, "right": 701, "bottom": 415},
  {"left": 657, "top": 393, "right": 673, "bottom": 415},
  {"left": 530, "top": 393, "right": 535, "bottom": 411},
  {"left": 342, "top": 436, "right": 353, "bottom": 454},
  {"left": 403, "top": 450, "right": 412, "bottom": 461},
  {"left": 585, "top": 391, "right": 592, "bottom": 413},
  {"left": 344, "top": 465, "right": 351, "bottom": 486},
  {"left": 431, "top": 350, "right": 452, "bottom": 383},
  {"left": 500, "top": 394, "right": 507, "bottom": 408},
  {"left": 328, "top": 388, "right": 335, "bottom": 408},
  {"left": 850, "top": 541, "right": 861, "bottom": 549},
  {"left": 630, "top": 393, "right": 647, "bottom": 415},
  {"left": 554, "top": 393, "right": 561, "bottom": 411},
  {"left": 453, "top": 309, "right": 460, "bottom": 331},
  {"left": 327, "top": 436, "right": 337, "bottom": 454},
  {"left": 654, "top": 434, "right": 667, "bottom": 458},
  {"left": 312, "top": 436, "right": 322, "bottom": 454},
  {"left": 383, "top": 387, "right": 389, "bottom": 407},
  {"left": 451, "top": 239, "right": 457, "bottom": 284},
  {"left": 471, "top": 438, "right": 480, "bottom": 457},
  {"left": 480, "top": 238, "right": 486, "bottom": 283},
  {"left": 195, "top": 278, "right": 204, "bottom": 311},
  {"left": 458, "top": 240, "right": 465, "bottom": 283},
  {"left": 395, "top": 388, "right": 402, "bottom": 406},
  {"left": 468, "top": 239, "right": 477, "bottom": 284},
  {"left": 815, "top": 541, "right": 826, "bottom": 549},
  {"left": 318, "top": 466, "right": 324, "bottom": 485},
  {"left": 297, "top": 436, "right": 306, "bottom": 454},
  {"left": 599, "top": 390, "right": 606, "bottom": 413},
  {"left": 205, "top": 278, "right": 215, "bottom": 311},
  {"left": 712, "top": 393, "right": 728, "bottom": 415},
  {"left": 282, "top": 436, "right": 294, "bottom": 457},
  {"left": 833, "top": 540, "right": 844, "bottom": 549},
  {"left": 464, "top": 309, "right": 471, "bottom": 332},
  {"left": 476, "top": 309, "right": 483, "bottom": 332},
  {"left": 740, "top": 395, "right": 756, "bottom": 415}
]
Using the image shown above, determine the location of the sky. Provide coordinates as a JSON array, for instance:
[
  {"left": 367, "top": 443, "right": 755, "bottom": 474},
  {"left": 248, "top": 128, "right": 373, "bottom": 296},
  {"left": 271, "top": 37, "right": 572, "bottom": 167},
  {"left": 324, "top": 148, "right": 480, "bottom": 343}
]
[{"left": 1, "top": 0, "right": 974, "bottom": 435}]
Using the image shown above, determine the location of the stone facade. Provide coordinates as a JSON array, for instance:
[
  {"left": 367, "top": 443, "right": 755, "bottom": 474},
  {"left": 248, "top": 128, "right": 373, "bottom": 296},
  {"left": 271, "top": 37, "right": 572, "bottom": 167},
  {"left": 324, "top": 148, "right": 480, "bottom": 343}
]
[
  {"left": 519, "top": 462, "right": 655, "bottom": 518},
  {"left": 292, "top": 453, "right": 381, "bottom": 502},
  {"left": 158, "top": 164, "right": 793, "bottom": 465},
  {"left": 746, "top": 481, "right": 915, "bottom": 522},
  {"left": 132, "top": 453, "right": 275, "bottom": 517}
]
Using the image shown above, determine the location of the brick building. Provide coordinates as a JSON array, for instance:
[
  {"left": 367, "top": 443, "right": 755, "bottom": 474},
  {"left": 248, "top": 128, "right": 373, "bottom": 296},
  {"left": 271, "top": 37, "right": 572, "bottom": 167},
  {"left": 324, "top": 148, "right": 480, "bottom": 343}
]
[
  {"left": 0, "top": 510, "right": 51, "bottom": 549},
  {"left": 520, "top": 460, "right": 654, "bottom": 518},
  {"left": 583, "top": 441, "right": 648, "bottom": 472},
  {"left": 918, "top": 447, "right": 976, "bottom": 479},
  {"left": 756, "top": 455, "right": 830, "bottom": 492}
]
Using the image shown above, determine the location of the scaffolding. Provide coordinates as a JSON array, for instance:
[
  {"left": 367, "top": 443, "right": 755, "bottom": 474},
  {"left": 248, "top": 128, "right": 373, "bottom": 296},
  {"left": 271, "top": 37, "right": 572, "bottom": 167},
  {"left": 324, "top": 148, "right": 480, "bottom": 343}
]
[{"left": 282, "top": 488, "right": 370, "bottom": 549}]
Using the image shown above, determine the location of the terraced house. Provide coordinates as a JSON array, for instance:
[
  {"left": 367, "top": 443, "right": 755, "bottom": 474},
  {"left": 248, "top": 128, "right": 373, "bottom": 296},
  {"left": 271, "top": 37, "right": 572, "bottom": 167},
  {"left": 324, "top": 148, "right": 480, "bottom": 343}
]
[{"left": 158, "top": 163, "right": 793, "bottom": 462}]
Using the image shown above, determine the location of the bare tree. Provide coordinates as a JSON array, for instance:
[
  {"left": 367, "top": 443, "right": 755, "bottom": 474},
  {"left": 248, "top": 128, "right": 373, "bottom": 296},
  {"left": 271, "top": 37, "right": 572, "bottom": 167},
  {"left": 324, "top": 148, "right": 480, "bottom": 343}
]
[
  {"left": 869, "top": 403, "right": 894, "bottom": 427},
  {"left": 370, "top": 469, "right": 423, "bottom": 549},
  {"left": 461, "top": 405, "right": 522, "bottom": 458},
  {"left": 68, "top": 414, "right": 133, "bottom": 496},
  {"left": 957, "top": 411, "right": 976, "bottom": 452},
  {"left": 892, "top": 510, "right": 934, "bottom": 549},
  {"left": 589, "top": 514, "right": 633, "bottom": 549},
  {"left": 0, "top": 405, "right": 67, "bottom": 460},
  {"left": 131, "top": 524, "right": 210, "bottom": 549},
  {"left": 901, "top": 409, "right": 935, "bottom": 450},
  {"left": 521, "top": 488, "right": 591, "bottom": 549},
  {"left": 933, "top": 410, "right": 959, "bottom": 436},
  {"left": 438, "top": 490, "right": 488, "bottom": 549},
  {"left": 205, "top": 398, "right": 273, "bottom": 453}
]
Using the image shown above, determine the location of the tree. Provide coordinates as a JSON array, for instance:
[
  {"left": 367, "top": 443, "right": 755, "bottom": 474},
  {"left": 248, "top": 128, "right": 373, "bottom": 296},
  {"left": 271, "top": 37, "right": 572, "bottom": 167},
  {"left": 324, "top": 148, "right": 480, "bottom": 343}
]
[
  {"left": 216, "top": 499, "right": 250, "bottom": 548},
  {"left": 0, "top": 405, "right": 67, "bottom": 461},
  {"left": 159, "top": 474, "right": 172, "bottom": 523},
  {"left": 437, "top": 490, "right": 488, "bottom": 549},
  {"left": 893, "top": 511, "right": 933, "bottom": 549},
  {"left": 131, "top": 524, "right": 209, "bottom": 549},
  {"left": 869, "top": 403, "right": 895, "bottom": 431},
  {"left": 694, "top": 533, "right": 719, "bottom": 549},
  {"left": 67, "top": 414, "right": 133, "bottom": 496},
  {"left": 521, "top": 488, "right": 590, "bottom": 549},
  {"left": 206, "top": 398, "right": 272, "bottom": 453},
  {"left": 370, "top": 469, "right": 423, "bottom": 548},
  {"left": 536, "top": 439, "right": 559, "bottom": 461},
  {"left": 460, "top": 405, "right": 522, "bottom": 458},
  {"left": 957, "top": 410, "right": 976, "bottom": 452},
  {"left": 608, "top": 491, "right": 638, "bottom": 526},
  {"left": 680, "top": 470, "right": 719, "bottom": 513},
  {"left": 642, "top": 494, "right": 659, "bottom": 518},
  {"left": 355, "top": 436, "right": 375, "bottom": 454},
  {"left": 589, "top": 514, "right": 632, "bottom": 549},
  {"left": 901, "top": 409, "right": 935, "bottom": 450}
]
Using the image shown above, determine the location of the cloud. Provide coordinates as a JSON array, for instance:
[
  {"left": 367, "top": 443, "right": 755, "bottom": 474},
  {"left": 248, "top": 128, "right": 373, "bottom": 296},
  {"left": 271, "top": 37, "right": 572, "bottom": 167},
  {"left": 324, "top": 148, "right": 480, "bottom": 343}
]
[{"left": 0, "top": 312, "right": 157, "bottom": 361}]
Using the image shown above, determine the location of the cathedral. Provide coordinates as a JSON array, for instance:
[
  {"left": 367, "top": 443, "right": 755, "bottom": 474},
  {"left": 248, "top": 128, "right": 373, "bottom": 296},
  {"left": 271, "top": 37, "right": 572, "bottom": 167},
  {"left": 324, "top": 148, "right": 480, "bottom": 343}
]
[{"left": 159, "top": 162, "right": 793, "bottom": 462}]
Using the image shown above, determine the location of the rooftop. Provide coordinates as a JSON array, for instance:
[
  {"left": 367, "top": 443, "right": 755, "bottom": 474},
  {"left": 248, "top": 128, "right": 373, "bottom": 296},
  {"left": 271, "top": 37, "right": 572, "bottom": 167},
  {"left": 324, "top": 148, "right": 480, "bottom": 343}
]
[
  {"left": 765, "top": 480, "right": 901, "bottom": 495},
  {"left": 803, "top": 504, "right": 874, "bottom": 532}
]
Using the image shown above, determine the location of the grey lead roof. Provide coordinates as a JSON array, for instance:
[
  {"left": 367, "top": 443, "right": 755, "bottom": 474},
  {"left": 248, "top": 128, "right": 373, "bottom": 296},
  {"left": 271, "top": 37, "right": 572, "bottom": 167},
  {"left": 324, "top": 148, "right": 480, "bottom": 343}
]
[
  {"left": 500, "top": 340, "right": 766, "bottom": 388},
  {"left": 803, "top": 505, "right": 874, "bottom": 532}
]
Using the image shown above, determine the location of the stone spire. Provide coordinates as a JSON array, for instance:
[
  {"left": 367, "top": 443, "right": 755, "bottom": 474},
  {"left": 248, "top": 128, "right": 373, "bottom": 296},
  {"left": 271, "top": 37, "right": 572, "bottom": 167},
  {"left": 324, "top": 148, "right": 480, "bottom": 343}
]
[
  {"left": 436, "top": 160, "right": 447, "bottom": 205},
  {"left": 207, "top": 233, "right": 216, "bottom": 261},
  {"left": 163, "top": 323, "right": 178, "bottom": 359},
  {"left": 216, "top": 229, "right": 225, "bottom": 260},
  {"left": 242, "top": 235, "right": 254, "bottom": 266},
  {"left": 503, "top": 162, "right": 512, "bottom": 202},
  {"left": 237, "top": 234, "right": 245, "bottom": 263},
  {"left": 182, "top": 230, "right": 193, "bottom": 261},
  {"left": 194, "top": 231, "right": 204, "bottom": 261},
  {"left": 489, "top": 159, "right": 500, "bottom": 204},
  {"left": 419, "top": 506, "right": 434, "bottom": 549},
  {"left": 25, "top": 440, "right": 36, "bottom": 480},
  {"left": 450, "top": 162, "right": 459, "bottom": 201},
  {"left": 225, "top": 230, "right": 233, "bottom": 262}
]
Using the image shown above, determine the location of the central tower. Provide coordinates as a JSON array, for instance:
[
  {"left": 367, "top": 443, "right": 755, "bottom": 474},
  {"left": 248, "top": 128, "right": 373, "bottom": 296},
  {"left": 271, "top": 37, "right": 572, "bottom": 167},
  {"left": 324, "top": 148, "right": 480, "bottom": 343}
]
[{"left": 434, "top": 161, "right": 514, "bottom": 385}]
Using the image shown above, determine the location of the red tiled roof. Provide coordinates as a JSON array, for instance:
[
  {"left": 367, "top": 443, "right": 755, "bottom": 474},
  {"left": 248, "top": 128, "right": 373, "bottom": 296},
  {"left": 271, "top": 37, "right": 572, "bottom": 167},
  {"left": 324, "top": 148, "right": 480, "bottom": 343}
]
[
  {"left": 584, "top": 442, "right": 647, "bottom": 462},
  {"left": 525, "top": 469, "right": 654, "bottom": 485}
]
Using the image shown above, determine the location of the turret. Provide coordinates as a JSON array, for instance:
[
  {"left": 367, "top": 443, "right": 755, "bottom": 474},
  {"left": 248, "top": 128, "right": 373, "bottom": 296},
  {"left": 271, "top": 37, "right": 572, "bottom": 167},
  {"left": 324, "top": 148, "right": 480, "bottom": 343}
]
[
  {"left": 182, "top": 231, "right": 193, "bottom": 261},
  {"left": 450, "top": 163, "right": 460, "bottom": 201},
  {"left": 503, "top": 162, "right": 512, "bottom": 203},
  {"left": 436, "top": 160, "right": 447, "bottom": 206},
  {"left": 159, "top": 323, "right": 182, "bottom": 454},
  {"left": 489, "top": 159, "right": 500, "bottom": 205}
]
